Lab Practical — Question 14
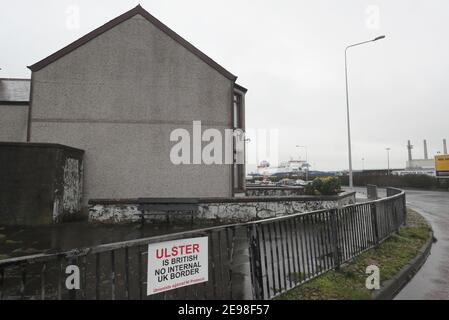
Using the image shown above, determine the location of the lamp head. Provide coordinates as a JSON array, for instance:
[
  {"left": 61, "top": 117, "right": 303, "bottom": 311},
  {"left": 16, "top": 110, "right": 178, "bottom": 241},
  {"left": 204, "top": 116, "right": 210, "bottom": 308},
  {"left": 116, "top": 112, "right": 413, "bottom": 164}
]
[{"left": 373, "top": 35, "right": 386, "bottom": 41}]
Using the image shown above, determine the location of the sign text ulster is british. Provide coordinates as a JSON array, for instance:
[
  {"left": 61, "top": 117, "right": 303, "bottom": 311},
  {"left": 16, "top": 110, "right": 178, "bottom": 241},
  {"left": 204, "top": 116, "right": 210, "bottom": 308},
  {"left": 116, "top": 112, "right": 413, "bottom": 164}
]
[{"left": 147, "top": 237, "right": 208, "bottom": 296}]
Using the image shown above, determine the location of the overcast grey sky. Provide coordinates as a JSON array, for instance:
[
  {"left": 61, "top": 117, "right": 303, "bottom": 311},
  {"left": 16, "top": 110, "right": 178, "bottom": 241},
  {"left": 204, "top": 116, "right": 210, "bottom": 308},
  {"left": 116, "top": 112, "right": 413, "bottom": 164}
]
[{"left": 1, "top": 0, "right": 448, "bottom": 171}]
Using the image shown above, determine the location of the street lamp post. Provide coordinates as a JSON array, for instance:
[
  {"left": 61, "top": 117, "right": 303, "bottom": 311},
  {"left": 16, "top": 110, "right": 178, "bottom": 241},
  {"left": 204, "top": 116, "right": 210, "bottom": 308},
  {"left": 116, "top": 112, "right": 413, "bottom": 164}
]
[
  {"left": 345, "top": 35, "right": 385, "bottom": 188},
  {"left": 386, "top": 147, "right": 391, "bottom": 175},
  {"left": 296, "top": 145, "right": 308, "bottom": 181}
]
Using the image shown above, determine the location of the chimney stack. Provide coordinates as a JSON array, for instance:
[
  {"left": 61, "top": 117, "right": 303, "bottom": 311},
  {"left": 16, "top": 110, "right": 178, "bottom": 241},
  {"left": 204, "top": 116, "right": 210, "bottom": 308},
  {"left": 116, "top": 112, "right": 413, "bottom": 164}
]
[
  {"left": 407, "top": 140, "right": 413, "bottom": 161},
  {"left": 444, "top": 139, "right": 448, "bottom": 155},
  {"left": 423, "top": 140, "right": 428, "bottom": 159}
]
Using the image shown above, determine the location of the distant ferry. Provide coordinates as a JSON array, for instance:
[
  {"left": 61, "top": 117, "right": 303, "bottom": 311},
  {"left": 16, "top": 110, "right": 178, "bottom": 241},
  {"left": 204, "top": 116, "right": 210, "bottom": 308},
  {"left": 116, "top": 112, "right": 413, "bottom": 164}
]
[{"left": 252, "top": 159, "right": 309, "bottom": 177}]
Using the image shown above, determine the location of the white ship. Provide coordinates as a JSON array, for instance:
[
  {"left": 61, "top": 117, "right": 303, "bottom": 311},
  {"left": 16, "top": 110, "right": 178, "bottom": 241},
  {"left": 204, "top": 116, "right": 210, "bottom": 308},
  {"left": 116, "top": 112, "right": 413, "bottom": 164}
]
[{"left": 253, "top": 159, "right": 309, "bottom": 177}]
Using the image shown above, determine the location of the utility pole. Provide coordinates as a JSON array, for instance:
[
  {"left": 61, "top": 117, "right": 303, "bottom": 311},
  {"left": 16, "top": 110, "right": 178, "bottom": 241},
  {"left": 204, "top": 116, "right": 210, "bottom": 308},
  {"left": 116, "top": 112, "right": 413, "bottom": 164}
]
[
  {"left": 344, "top": 35, "right": 386, "bottom": 188},
  {"left": 386, "top": 148, "right": 391, "bottom": 175}
]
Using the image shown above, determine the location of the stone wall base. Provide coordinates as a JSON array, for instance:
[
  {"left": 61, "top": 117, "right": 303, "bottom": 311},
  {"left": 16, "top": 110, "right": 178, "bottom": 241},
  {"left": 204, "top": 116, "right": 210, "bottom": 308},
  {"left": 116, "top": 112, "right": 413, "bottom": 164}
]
[{"left": 89, "top": 192, "right": 356, "bottom": 224}]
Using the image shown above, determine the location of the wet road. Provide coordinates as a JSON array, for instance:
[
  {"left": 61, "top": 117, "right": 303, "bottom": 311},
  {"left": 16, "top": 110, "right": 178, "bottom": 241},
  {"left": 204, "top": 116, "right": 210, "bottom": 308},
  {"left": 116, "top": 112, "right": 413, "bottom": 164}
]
[
  {"left": 394, "top": 189, "right": 449, "bottom": 300},
  {"left": 348, "top": 187, "right": 449, "bottom": 299}
]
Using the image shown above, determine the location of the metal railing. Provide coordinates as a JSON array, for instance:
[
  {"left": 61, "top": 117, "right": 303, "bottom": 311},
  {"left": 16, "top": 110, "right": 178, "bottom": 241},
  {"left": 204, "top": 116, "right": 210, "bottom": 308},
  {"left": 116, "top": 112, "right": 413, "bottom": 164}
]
[{"left": 0, "top": 187, "right": 406, "bottom": 300}]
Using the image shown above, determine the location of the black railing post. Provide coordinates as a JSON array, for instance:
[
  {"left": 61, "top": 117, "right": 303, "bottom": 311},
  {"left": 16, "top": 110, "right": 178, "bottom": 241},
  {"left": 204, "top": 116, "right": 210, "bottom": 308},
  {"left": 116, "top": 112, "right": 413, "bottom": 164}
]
[
  {"left": 370, "top": 202, "right": 380, "bottom": 246},
  {"left": 247, "top": 224, "right": 264, "bottom": 300},
  {"left": 329, "top": 209, "right": 341, "bottom": 270},
  {"left": 402, "top": 193, "right": 407, "bottom": 226},
  {"left": 393, "top": 200, "right": 400, "bottom": 233}
]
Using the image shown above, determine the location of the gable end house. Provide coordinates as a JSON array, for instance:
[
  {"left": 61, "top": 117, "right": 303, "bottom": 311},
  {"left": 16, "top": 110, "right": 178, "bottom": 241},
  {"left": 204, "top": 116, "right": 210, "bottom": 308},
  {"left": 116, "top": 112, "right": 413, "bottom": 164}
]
[{"left": 25, "top": 5, "right": 247, "bottom": 204}]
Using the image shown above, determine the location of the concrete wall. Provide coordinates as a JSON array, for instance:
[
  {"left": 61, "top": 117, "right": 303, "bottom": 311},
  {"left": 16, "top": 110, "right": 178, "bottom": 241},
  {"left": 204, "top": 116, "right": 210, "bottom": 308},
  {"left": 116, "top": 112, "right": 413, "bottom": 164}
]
[
  {"left": 0, "top": 142, "right": 84, "bottom": 225},
  {"left": 30, "top": 14, "right": 234, "bottom": 204},
  {"left": 0, "top": 105, "right": 28, "bottom": 142},
  {"left": 88, "top": 192, "right": 357, "bottom": 224},
  {"left": 245, "top": 186, "right": 304, "bottom": 197}
]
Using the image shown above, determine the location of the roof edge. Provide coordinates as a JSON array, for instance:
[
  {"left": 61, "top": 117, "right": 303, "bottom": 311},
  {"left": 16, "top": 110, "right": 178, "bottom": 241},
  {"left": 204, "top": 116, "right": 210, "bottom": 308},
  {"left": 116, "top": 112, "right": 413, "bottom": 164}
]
[
  {"left": 234, "top": 83, "right": 248, "bottom": 93},
  {"left": 27, "top": 5, "right": 237, "bottom": 81},
  {"left": 0, "top": 78, "right": 31, "bottom": 81}
]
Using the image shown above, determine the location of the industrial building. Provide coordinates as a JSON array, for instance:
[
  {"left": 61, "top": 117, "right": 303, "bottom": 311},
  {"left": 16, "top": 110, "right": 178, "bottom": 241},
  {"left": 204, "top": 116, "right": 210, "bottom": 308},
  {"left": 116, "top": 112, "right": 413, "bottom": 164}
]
[{"left": 403, "top": 139, "right": 448, "bottom": 175}]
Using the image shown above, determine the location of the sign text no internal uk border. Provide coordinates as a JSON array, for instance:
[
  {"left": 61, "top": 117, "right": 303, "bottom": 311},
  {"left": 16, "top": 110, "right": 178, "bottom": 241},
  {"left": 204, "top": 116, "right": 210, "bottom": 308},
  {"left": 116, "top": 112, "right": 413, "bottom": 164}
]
[{"left": 147, "top": 236, "right": 208, "bottom": 296}]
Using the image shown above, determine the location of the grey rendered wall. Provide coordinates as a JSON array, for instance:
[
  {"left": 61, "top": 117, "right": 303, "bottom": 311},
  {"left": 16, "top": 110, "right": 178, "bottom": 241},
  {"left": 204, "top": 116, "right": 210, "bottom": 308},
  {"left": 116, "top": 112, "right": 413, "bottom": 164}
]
[
  {"left": 30, "top": 14, "right": 233, "bottom": 203},
  {"left": 0, "top": 105, "right": 28, "bottom": 142}
]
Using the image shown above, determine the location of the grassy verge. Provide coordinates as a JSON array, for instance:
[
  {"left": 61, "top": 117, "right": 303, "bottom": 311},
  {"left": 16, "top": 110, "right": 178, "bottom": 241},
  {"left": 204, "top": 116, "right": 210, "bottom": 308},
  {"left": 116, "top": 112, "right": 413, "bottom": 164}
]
[{"left": 277, "top": 208, "right": 432, "bottom": 300}]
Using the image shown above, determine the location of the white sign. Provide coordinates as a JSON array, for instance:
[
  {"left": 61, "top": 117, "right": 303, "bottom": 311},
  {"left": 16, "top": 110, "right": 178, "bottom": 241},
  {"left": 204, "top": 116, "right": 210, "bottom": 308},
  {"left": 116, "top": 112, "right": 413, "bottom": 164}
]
[{"left": 147, "top": 236, "right": 208, "bottom": 296}]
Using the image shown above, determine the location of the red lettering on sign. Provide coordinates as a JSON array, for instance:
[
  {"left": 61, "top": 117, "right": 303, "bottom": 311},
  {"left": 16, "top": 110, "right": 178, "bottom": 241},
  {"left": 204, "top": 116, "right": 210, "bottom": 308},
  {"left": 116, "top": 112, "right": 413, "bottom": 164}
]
[{"left": 155, "top": 244, "right": 201, "bottom": 259}]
